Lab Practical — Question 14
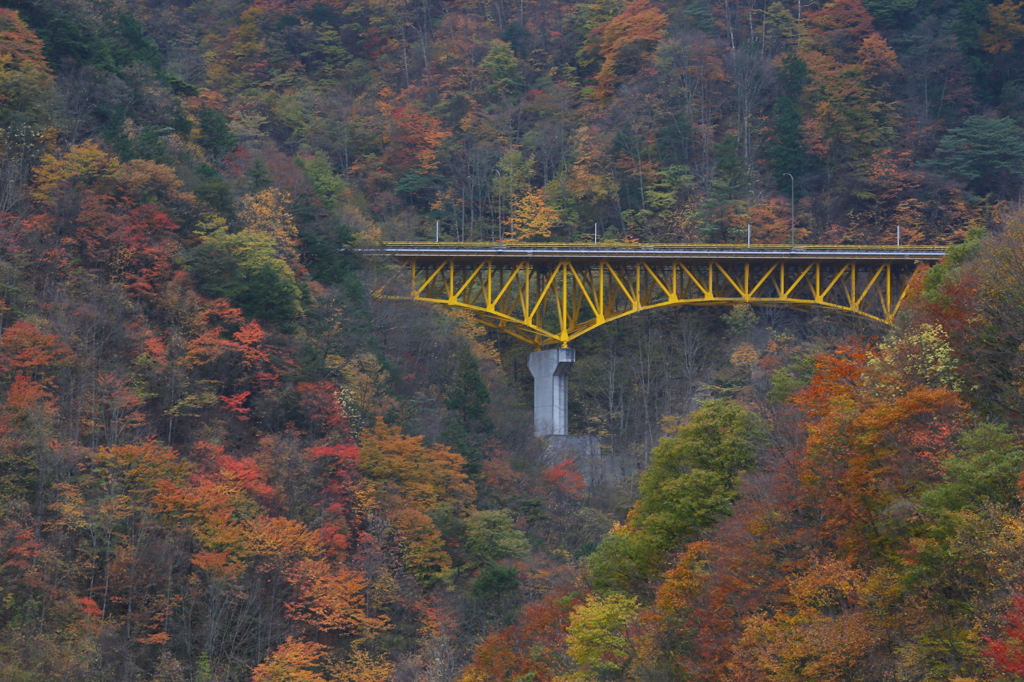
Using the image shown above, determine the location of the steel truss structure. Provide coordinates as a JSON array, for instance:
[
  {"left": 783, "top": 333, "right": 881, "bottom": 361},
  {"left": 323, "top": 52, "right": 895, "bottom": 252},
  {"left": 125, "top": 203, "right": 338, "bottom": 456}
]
[{"left": 371, "top": 244, "right": 946, "bottom": 348}]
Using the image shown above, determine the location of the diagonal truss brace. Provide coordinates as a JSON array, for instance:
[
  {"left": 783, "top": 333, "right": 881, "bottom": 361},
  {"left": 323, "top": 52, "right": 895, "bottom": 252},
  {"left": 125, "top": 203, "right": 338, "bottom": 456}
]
[{"left": 403, "top": 257, "right": 925, "bottom": 349}]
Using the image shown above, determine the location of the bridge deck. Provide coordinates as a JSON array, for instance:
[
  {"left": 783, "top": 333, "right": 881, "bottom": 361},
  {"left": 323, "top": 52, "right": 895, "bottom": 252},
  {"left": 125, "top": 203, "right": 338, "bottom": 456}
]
[
  {"left": 366, "top": 241, "right": 949, "bottom": 346},
  {"left": 368, "top": 242, "right": 947, "bottom": 262}
]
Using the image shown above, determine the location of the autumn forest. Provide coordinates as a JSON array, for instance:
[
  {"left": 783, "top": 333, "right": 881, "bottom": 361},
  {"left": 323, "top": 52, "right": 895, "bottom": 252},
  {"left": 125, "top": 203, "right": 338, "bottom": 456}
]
[{"left": 3, "top": 0, "right": 1024, "bottom": 679}]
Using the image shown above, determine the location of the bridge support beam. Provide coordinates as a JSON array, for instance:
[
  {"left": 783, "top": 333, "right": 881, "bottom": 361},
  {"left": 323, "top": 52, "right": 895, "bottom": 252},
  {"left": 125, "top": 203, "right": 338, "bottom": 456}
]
[{"left": 528, "top": 348, "right": 575, "bottom": 437}]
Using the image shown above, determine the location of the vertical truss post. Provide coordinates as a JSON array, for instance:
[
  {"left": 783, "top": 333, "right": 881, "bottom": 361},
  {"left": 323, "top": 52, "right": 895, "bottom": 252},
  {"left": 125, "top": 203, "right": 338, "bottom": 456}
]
[{"left": 387, "top": 247, "right": 942, "bottom": 345}]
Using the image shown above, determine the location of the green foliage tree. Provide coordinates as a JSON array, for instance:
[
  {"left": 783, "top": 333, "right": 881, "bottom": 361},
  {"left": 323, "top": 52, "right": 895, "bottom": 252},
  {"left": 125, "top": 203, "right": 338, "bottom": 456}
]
[
  {"left": 195, "top": 108, "right": 239, "bottom": 159},
  {"left": 589, "top": 400, "right": 765, "bottom": 591},
  {"left": 445, "top": 349, "right": 491, "bottom": 428},
  {"left": 920, "top": 423, "right": 1024, "bottom": 512},
  {"left": 470, "top": 563, "right": 521, "bottom": 602},
  {"left": 465, "top": 509, "right": 530, "bottom": 565},
  {"left": 481, "top": 40, "right": 523, "bottom": 99},
  {"left": 299, "top": 151, "right": 343, "bottom": 211},
  {"left": 863, "top": 0, "right": 918, "bottom": 25},
  {"left": 6, "top": 0, "right": 157, "bottom": 72},
  {"left": 186, "top": 225, "right": 304, "bottom": 323},
  {"left": 929, "top": 116, "right": 1024, "bottom": 197},
  {"left": 767, "top": 95, "right": 805, "bottom": 191}
]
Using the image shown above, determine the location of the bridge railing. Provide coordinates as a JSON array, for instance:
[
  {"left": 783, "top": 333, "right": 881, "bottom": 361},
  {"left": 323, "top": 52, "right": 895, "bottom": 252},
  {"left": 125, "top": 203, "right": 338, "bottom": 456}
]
[{"left": 366, "top": 241, "right": 947, "bottom": 261}]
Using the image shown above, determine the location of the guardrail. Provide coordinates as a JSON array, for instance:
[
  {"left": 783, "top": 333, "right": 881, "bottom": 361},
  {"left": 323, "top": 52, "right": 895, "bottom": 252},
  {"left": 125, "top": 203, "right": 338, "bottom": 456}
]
[{"left": 359, "top": 242, "right": 947, "bottom": 262}]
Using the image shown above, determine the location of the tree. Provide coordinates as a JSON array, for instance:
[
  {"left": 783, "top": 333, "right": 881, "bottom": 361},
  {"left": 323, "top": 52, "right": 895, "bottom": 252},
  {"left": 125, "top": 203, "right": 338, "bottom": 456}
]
[
  {"left": 195, "top": 107, "right": 239, "bottom": 158},
  {"left": 186, "top": 225, "right": 304, "bottom": 323},
  {"left": 929, "top": 116, "right": 1024, "bottom": 197},
  {"left": 480, "top": 40, "right": 522, "bottom": 99},
  {"left": 0, "top": 9, "right": 54, "bottom": 133},
  {"left": 328, "top": 648, "right": 396, "bottom": 681},
  {"left": 589, "top": 400, "right": 765, "bottom": 591},
  {"left": 987, "top": 593, "right": 1024, "bottom": 677},
  {"left": 31, "top": 141, "right": 119, "bottom": 204},
  {"left": 728, "top": 557, "right": 885, "bottom": 681},
  {"left": 794, "top": 344, "right": 970, "bottom": 559},
  {"left": 767, "top": 52, "right": 809, "bottom": 191},
  {"left": 566, "top": 592, "right": 639, "bottom": 678},
  {"left": 919, "top": 423, "right": 1024, "bottom": 512},
  {"left": 913, "top": 210, "right": 1024, "bottom": 418},
  {"left": 589, "top": 0, "right": 668, "bottom": 98},
  {"left": 237, "top": 189, "right": 302, "bottom": 267},
  {"left": 461, "top": 591, "right": 583, "bottom": 681},
  {"left": 251, "top": 637, "right": 328, "bottom": 682},
  {"left": 444, "top": 348, "right": 491, "bottom": 429},
  {"left": 980, "top": 1, "right": 1024, "bottom": 53},
  {"left": 509, "top": 189, "right": 559, "bottom": 241},
  {"left": 800, "top": 0, "right": 901, "bottom": 180},
  {"left": 358, "top": 420, "right": 475, "bottom": 512},
  {"left": 464, "top": 509, "right": 530, "bottom": 566},
  {"left": 357, "top": 420, "right": 475, "bottom": 584},
  {"left": 284, "top": 559, "right": 387, "bottom": 634},
  {"left": 494, "top": 149, "right": 535, "bottom": 236},
  {"left": 377, "top": 92, "right": 451, "bottom": 178}
]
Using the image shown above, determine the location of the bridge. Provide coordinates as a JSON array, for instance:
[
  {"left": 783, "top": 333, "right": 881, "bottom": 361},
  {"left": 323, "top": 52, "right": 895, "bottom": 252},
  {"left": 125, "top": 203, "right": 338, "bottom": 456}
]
[{"left": 364, "top": 242, "right": 946, "bottom": 437}]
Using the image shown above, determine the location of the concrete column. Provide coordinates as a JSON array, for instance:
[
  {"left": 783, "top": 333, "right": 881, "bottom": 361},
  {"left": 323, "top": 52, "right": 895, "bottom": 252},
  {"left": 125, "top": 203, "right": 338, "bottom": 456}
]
[{"left": 528, "top": 348, "right": 575, "bottom": 437}]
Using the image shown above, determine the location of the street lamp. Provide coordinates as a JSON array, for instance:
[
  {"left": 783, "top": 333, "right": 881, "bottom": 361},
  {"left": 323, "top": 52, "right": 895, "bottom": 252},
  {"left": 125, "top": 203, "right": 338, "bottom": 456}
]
[
  {"left": 494, "top": 168, "right": 501, "bottom": 243},
  {"left": 783, "top": 172, "right": 795, "bottom": 248}
]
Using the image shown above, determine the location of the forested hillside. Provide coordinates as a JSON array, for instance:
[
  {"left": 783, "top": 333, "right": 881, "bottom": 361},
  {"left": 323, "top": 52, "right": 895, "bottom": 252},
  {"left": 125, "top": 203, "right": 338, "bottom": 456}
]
[{"left": 2, "top": 0, "right": 1024, "bottom": 679}]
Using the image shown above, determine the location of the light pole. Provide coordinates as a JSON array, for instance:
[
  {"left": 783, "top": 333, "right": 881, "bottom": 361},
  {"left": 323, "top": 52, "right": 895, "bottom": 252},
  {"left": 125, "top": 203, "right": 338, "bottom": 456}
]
[
  {"left": 783, "top": 172, "right": 795, "bottom": 248},
  {"left": 494, "top": 168, "right": 501, "bottom": 243}
]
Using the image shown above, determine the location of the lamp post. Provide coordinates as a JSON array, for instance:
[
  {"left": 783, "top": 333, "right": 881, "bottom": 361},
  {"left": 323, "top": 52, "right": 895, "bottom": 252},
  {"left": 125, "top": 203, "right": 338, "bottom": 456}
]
[
  {"left": 783, "top": 172, "right": 795, "bottom": 248},
  {"left": 494, "top": 169, "right": 501, "bottom": 243}
]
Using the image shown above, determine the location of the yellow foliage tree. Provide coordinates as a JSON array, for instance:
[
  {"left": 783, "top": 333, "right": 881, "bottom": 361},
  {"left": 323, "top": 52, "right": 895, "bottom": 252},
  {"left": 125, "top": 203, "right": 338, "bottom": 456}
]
[
  {"left": 566, "top": 593, "right": 640, "bottom": 678},
  {"left": 510, "top": 188, "right": 559, "bottom": 242},
  {"left": 238, "top": 188, "right": 301, "bottom": 266},
  {"left": 566, "top": 127, "right": 618, "bottom": 207},
  {"left": 328, "top": 648, "right": 396, "bottom": 681},
  {"left": 727, "top": 557, "right": 886, "bottom": 681},
  {"left": 32, "top": 141, "right": 119, "bottom": 204},
  {"left": 0, "top": 8, "right": 55, "bottom": 136}
]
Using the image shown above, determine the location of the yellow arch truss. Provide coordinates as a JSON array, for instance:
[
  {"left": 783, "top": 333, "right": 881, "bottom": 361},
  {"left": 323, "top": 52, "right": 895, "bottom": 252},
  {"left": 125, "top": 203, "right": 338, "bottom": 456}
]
[{"left": 378, "top": 245, "right": 944, "bottom": 348}]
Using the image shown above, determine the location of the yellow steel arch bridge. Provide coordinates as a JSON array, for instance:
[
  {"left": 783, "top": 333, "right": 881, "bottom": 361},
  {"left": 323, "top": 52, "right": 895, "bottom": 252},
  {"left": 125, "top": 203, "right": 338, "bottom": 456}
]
[{"left": 367, "top": 243, "right": 946, "bottom": 349}]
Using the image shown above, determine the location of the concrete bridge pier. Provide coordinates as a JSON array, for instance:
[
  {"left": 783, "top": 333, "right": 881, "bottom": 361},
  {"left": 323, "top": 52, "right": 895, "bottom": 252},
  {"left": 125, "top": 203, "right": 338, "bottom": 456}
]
[{"left": 527, "top": 348, "right": 575, "bottom": 437}]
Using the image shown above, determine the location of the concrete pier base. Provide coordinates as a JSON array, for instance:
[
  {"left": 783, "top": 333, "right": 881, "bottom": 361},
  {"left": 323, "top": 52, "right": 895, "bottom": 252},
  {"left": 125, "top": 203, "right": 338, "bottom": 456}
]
[
  {"left": 527, "top": 348, "right": 575, "bottom": 437},
  {"left": 541, "top": 435, "right": 635, "bottom": 487}
]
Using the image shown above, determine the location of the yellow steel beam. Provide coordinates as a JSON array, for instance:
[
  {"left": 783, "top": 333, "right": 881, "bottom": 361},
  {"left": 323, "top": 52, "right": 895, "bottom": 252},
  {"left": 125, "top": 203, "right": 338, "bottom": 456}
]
[{"left": 400, "top": 256, "right": 929, "bottom": 349}]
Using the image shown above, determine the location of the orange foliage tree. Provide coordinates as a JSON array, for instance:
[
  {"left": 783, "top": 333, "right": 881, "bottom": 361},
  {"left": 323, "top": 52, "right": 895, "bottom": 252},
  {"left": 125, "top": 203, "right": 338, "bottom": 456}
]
[{"left": 358, "top": 420, "right": 475, "bottom": 584}]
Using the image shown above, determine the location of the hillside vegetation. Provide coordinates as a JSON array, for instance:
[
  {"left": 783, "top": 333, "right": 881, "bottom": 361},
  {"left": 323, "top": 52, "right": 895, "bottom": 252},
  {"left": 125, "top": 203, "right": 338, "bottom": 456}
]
[{"left": 2, "top": 0, "right": 1024, "bottom": 679}]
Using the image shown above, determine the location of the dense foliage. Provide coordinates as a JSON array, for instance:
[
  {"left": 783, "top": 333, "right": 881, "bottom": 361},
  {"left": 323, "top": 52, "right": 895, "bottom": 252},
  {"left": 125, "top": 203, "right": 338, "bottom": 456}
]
[{"left": 3, "top": 0, "right": 1024, "bottom": 679}]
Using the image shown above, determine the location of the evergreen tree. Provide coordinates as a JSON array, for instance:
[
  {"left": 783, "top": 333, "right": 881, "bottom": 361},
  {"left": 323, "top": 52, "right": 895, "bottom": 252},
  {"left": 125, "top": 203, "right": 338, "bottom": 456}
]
[
  {"left": 929, "top": 116, "right": 1024, "bottom": 197},
  {"left": 767, "top": 53, "right": 809, "bottom": 192}
]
